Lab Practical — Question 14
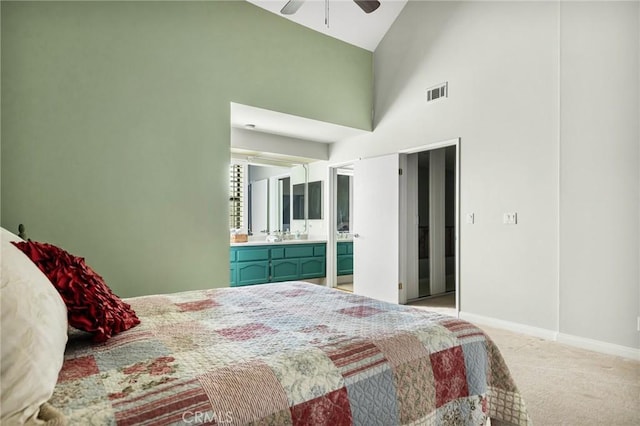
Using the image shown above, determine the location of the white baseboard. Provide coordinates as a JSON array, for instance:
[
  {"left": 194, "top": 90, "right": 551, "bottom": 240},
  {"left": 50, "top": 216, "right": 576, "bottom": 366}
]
[
  {"left": 556, "top": 333, "right": 640, "bottom": 361},
  {"left": 459, "top": 311, "right": 640, "bottom": 361},
  {"left": 459, "top": 311, "right": 558, "bottom": 340}
]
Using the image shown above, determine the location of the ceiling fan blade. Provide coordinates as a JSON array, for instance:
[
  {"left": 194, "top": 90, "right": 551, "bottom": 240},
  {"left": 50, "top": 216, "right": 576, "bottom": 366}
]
[
  {"left": 354, "top": 0, "right": 381, "bottom": 14},
  {"left": 281, "top": 0, "right": 305, "bottom": 15}
]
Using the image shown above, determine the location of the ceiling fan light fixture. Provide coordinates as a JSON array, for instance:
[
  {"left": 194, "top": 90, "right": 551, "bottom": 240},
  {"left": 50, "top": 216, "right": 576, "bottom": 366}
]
[
  {"left": 354, "top": 0, "right": 381, "bottom": 14},
  {"left": 280, "top": 0, "right": 305, "bottom": 15}
]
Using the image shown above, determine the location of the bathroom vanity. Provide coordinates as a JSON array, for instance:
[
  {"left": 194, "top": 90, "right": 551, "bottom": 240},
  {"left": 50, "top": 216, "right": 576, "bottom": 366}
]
[{"left": 229, "top": 240, "right": 326, "bottom": 287}]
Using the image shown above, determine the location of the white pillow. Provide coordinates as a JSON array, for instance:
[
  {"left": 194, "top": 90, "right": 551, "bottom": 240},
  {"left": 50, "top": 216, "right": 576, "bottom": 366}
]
[
  {"left": 1, "top": 227, "right": 22, "bottom": 242},
  {"left": 1, "top": 227, "right": 68, "bottom": 425}
]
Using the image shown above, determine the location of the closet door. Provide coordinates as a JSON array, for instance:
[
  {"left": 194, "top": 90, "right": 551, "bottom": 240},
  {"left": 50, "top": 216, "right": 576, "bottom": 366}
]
[{"left": 353, "top": 154, "right": 399, "bottom": 304}]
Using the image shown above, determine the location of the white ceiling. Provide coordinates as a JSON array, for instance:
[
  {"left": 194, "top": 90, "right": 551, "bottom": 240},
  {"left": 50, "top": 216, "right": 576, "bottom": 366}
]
[
  {"left": 230, "top": 102, "right": 369, "bottom": 144},
  {"left": 247, "top": 0, "right": 407, "bottom": 51}
]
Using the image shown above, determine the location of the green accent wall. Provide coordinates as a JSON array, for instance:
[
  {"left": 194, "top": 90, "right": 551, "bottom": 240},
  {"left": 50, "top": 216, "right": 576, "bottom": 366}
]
[{"left": 1, "top": 1, "right": 372, "bottom": 297}]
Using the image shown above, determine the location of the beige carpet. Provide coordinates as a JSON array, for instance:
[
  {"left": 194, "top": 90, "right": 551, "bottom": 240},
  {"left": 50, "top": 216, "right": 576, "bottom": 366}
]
[{"left": 408, "top": 298, "right": 640, "bottom": 425}]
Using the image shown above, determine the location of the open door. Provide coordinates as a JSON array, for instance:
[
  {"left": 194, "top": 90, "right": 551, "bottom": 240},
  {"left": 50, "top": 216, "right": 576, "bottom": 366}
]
[{"left": 353, "top": 154, "right": 399, "bottom": 304}]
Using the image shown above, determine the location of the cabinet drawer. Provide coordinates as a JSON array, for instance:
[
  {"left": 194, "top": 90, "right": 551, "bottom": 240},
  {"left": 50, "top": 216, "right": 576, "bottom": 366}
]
[
  {"left": 337, "top": 242, "right": 353, "bottom": 254},
  {"left": 313, "top": 245, "right": 326, "bottom": 256},
  {"left": 230, "top": 248, "right": 237, "bottom": 263},
  {"left": 337, "top": 243, "right": 348, "bottom": 255},
  {"left": 236, "top": 248, "right": 270, "bottom": 262},
  {"left": 271, "top": 247, "right": 285, "bottom": 259},
  {"left": 284, "top": 245, "right": 314, "bottom": 259}
]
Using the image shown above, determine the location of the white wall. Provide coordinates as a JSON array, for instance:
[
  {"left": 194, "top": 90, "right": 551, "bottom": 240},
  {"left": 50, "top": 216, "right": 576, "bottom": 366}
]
[
  {"left": 559, "top": 2, "right": 639, "bottom": 349},
  {"left": 330, "top": 1, "right": 639, "bottom": 351}
]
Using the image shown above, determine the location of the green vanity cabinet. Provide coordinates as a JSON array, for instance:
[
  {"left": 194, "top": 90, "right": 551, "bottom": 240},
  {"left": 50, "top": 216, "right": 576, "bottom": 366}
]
[
  {"left": 230, "top": 243, "right": 326, "bottom": 286},
  {"left": 337, "top": 241, "right": 353, "bottom": 276}
]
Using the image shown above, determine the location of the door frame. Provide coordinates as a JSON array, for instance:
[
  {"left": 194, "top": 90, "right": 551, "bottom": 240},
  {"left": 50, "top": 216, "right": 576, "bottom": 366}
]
[{"left": 399, "top": 138, "right": 460, "bottom": 316}]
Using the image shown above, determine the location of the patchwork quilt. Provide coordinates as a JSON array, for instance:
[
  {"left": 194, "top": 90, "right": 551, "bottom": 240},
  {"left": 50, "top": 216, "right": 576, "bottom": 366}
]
[{"left": 51, "top": 282, "right": 531, "bottom": 425}]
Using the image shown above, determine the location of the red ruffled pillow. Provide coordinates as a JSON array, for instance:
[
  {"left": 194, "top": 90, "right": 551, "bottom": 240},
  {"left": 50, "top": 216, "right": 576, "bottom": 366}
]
[{"left": 12, "top": 241, "right": 140, "bottom": 342}]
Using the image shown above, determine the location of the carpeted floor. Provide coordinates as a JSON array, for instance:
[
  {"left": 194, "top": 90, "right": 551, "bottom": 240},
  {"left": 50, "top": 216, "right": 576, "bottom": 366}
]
[{"left": 408, "top": 297, "right": 640, "bottom": 425}]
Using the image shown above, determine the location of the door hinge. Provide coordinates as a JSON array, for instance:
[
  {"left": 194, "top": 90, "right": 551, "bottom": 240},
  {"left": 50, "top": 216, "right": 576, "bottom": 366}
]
[
  {"left": 399, "top": 168, "right": 403, "bottom": 176},
  {"left": 398, "top": 282, "right": 403, "bottom": 290}
]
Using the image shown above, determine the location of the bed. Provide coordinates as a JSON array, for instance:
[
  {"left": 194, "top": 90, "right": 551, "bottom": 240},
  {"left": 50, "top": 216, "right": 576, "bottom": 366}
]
[
  {"left": 1, "top": 227, "right": 530, "bottom": 425},
  {"left": 49, "top": 282, "right": 530, "bottom": 425}
]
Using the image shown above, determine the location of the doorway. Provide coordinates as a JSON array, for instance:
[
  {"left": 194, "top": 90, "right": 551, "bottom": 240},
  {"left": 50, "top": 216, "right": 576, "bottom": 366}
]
[
  {"left": 404, "top": 143, "right": 458, "bottom": 313},
  {"left": 326, "top": 140, "right": 459, "bottom": 314}
]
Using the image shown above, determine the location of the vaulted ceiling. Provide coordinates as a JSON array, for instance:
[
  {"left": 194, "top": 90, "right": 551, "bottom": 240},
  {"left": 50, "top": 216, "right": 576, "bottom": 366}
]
[{"left": 247, "top": 0, "right": 408, "bottom": 51}]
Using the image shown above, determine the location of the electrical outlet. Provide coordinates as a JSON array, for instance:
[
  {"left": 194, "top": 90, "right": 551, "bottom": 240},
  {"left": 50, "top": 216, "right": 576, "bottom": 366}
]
[
  {"left": 637, "top": 316, "right": 640, "bottom": 332},
  {"left": 503, "top": 212, "right": 517, "bottom": 225}
]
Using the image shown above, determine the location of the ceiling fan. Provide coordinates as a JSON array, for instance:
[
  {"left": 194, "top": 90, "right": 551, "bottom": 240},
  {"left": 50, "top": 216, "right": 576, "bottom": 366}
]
[{"left": 280, "top": 0, "right": 381, "bottom": 16}]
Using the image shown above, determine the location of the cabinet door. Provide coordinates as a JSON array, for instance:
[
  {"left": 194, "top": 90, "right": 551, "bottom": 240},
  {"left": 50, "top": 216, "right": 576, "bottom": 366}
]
[
  {"left": 271, "top": 259, "right": 300, "bottom": 282},
  {"left": 337, "top": 255, "right": 353, "bottom": 276},
  {"left": 299, "top": 257, "right": 325, "bottom": 279},
  {"left": 236, "top": 261, "right": 270, "bottom": 286},
  {"left": 230, "top": 264, "right": 237, "bottom": 286}
]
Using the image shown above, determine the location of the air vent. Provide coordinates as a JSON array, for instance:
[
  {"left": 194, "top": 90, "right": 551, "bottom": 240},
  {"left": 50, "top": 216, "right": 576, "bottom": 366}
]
[{"left": 426, "top": 82, "right": 448, "bottom": 102}]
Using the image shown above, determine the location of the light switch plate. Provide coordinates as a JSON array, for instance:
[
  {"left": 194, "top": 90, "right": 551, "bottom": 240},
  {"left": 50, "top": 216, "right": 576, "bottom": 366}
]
[
  {"left": 466, "top": 213, "right": 475, "bottom": 224},
  {"left": 503, "top": 212, "right": 517, "bottom": 225}
]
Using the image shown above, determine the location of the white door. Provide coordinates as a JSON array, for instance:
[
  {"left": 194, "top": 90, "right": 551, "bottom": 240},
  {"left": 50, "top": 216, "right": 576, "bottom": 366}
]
[
  {"left": 250, "top": 179, "right": 269, "bottom": 235},
  {"left": 353, "top": 154, "right": 399, "bottom": 304}
]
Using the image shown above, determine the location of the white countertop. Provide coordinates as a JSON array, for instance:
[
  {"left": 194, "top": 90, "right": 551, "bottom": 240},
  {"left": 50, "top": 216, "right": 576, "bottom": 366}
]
[{"left": 230, "top": 238, "right": 327, "bottom": 247}]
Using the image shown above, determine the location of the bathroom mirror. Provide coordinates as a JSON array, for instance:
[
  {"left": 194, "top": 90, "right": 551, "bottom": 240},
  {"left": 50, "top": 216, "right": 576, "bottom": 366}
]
[
  {"left": 247, "top": 164, "right": 293, "bottom": 235},
  {"left": 278, "top": 176, "right": 291, "bottom": 231},
  {"left": 232, "top": 162, "right": 312, "bottom": 237},
  {"left": 308, "top": 181, "right": 323, "bottom": 220},
  {"left": 292, "top": 183, "right": 305, "bottom": 220},
  {"left": 336, "top": 173, "right": 352, "bottom": 231}
]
